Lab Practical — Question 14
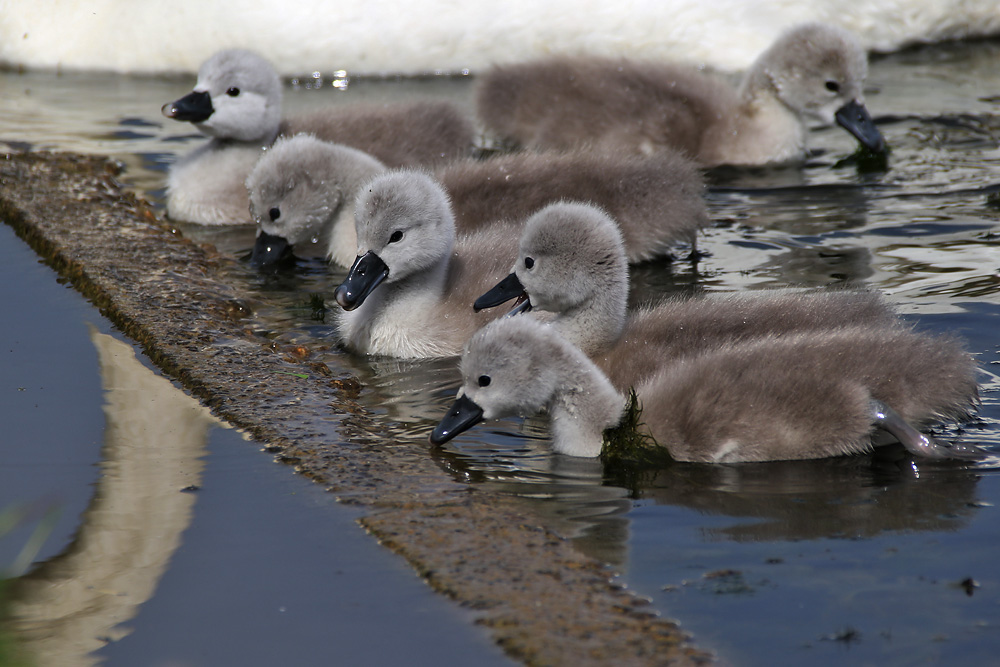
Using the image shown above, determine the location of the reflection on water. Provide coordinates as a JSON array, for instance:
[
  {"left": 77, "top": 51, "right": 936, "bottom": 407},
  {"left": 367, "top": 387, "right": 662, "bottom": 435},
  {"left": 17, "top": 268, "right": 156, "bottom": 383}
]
[
  {"left": 613, "top": 451, "right": 989, "bottom": 542},
  {"left": 7, "top": 329, "right": 220, "bottom": 665},
  {"left": 2, "top": 37, "right": 1000, "bottom": 665}
]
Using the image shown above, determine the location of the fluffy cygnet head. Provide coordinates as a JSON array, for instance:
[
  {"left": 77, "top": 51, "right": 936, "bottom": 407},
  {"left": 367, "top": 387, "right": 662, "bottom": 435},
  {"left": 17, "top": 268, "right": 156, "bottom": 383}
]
[
  {"left": 334, "top": 170, "right": 455, "bottom": 310},
  {"left": 162, "top": 49, "right": 282, "bottom": 144},
  {"left": 431, "top": 317, "right": 623, "bottom": 455},
  {"left": 751, "top": 23, "right": 883, "bottom": 151},
  {"left": 246, "top": 134, "right": 386, "bottom": 267},
  {"left": 461, "top": 317, "right": 574, "bottom": 419},
  {"left": 517, "top": 202, "right": 626, "bottom": 313},
  {"left": 475, "top": 201, "right": 628, "bottom": 353}
]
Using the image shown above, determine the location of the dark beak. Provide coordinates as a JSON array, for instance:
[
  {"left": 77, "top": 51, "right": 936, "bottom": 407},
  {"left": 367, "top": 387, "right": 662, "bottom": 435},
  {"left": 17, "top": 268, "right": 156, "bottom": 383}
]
[
  {"left": 474, "top": 272, "right": 530, "bottom": 313},
  {"left": 250, "top": 232, "right": 294, "bottom": 269},
  {"left": 430, "top": 394, "right": 485, "bottom": 445},
  {"left": 835, "top": 99, "right": 885, "bottom": 154},
  {"left": 334, "top": 251, "right": 389, "bottom": 311},
  {"left": 162, "top": 90, "right": 214, "bottom": 123}
]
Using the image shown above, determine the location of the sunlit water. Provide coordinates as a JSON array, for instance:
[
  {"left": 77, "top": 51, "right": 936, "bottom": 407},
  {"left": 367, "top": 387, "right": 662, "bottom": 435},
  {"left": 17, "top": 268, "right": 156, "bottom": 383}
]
[{"left": 2, "top": 39, "right": 1000, "bottom": 665}]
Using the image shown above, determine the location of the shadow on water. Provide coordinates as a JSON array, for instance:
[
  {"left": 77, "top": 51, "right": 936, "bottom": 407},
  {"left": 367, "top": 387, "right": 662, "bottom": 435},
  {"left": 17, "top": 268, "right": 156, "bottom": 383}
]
[{"left": 2, "top": 36, "right": 1000, "bottom": 665}]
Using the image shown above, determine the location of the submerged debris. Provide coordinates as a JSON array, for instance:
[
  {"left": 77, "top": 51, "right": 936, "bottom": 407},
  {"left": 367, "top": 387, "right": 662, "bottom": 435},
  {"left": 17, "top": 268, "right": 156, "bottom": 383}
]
[
  {"left": 821, "top": 626, "right": 862, "bottom": 644},
  {"left": 958, "top": 577, "right": 980, "bottom": 596}
]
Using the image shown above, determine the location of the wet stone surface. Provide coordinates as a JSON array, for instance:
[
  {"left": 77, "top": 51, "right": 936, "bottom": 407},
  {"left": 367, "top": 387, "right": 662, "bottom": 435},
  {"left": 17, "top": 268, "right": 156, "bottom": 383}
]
[{"left": 0, "top": 150, "right": 712, "bottom": 666}]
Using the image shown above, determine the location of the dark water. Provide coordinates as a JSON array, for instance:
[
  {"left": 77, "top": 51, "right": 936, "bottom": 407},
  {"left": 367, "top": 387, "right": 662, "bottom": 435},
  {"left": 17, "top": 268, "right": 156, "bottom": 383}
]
[{"left": 2, "top": 38, "right": 1000, "bottom": 665}]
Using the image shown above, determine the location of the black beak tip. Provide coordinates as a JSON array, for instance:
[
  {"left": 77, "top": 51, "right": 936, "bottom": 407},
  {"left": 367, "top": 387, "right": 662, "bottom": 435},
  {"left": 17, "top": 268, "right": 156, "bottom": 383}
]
[
  {"left": 428, "top": 425, "right": 451, "bottom": 446},
  {"left": 163, "top": 90, "right": 214, "bottom": 123},
  {"left": 835, "top": 99, "right": 887, "bottom": 155},
  {"left": 334, "top": 284, "right": 357, "bottom": 311},
  {"left": 430, "top": 395, "right": 485, "bottom": 446},
  {"left": 249, "top": 234, "right": 295, "bottom": 271},
  {"left": 474, "top": 272, "right": 525, "bottom": 312},
  {"left": 862, "top": 132, "right": 887, "bottom": 155},
  {"left": 334, "top": 252, "right": 389, "bottom": 311}
]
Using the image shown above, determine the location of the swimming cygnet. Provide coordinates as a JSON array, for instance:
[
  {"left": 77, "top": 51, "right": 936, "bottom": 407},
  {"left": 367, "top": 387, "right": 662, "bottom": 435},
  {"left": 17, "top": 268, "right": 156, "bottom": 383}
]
[
  {"left": 161, "top": 48, "right": 474, "bottom": 225},
  {"left": 245, "top": 134, "right": 706, "bottom": 269},
  {"left": 333, "top": 170, "right": 519, "bottom": 358},
  {"left": 474, "top": 201, "right": 906, "bottom": 390},
  {"left": 431, "top": 316, "right": 982, "bottom": 462},
  {"left": 476, "top": 22, "right": 885, "bottom": 166}
]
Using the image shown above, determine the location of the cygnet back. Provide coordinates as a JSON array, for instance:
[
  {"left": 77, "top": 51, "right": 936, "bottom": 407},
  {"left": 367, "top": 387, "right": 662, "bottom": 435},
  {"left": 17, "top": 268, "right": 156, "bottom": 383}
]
[
  {"left": 640, "top": 325, "right": 978, "bottom": 462},
  {"left": 287, "top": 100, "right": 475, "bottom": 168},
  {"left": 598, "top": 290, "right": 902, "bottom": 390},
  {"left": 477, "top": 56, "right": 732, "bottom": 160},
  {"left": 438, "top": 149, "right": 706, "bottom": 262}
]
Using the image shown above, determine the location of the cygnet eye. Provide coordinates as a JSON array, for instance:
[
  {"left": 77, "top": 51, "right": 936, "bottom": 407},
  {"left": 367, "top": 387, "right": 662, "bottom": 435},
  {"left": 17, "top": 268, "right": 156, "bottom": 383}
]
[
  {"left": 825, "top": 80, "right": 840, "bottom": 93},
  {"left": 524, "top": 257, "right": 534, "bottom": 270},
  {"left": 478, "top": 375, "right": 491, "bottom": 387},
  {"left": 389, "top": 230, "right": 403, "bottom": 243},
  {"left": 227, "top": 87, "right": 241, "bottom": 97},
  {"left": 269, "top": 207, "right": 281, "bottom": 222}
]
